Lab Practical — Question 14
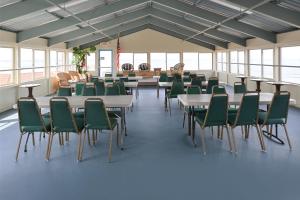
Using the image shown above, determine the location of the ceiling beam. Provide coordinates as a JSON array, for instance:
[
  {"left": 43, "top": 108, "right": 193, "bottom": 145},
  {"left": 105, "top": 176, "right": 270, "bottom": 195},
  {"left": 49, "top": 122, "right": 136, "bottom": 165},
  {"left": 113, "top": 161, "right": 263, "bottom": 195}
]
[
  {"left": 17, "top": 0, "right": 148, "bottom": 42},
  {"left": 149, "top": 9, "right": 246, "bottom": 46},
  {"left": 0, "top": 0, "right": 68, "bottom": 24},
  {"left": 153, "top": 0, "right": 277, "bottom": 43},
  {"left": 225, "top": 0, "right": 300, "bottom": 28},
  {"left": 48, "top": 7, "right": 151, "bottom": 46},
  {"left": 149, "top": 17, "right": 227, "bottom": 48}
]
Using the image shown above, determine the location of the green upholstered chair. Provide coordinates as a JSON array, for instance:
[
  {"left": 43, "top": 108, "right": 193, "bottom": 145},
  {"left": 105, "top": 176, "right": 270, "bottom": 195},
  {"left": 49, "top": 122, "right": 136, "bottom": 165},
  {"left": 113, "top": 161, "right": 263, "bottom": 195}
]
[
  {"left": 114, "top": 81, "right": 127, "bottom": 95},
  {"left": 194, "top": 94, "right": 232, "bottom": 154},
  {"left": 190, "top": 73, "right": 197, "bottom": 79},
  {"left": 173, "top": 73, "right": 182, "bottom": 81},
  {"left": 191, "top": 77, "right": 203, "bottom": 89},
  {"left": 104, "top": 73, "right": 113, "bottom": 83},
  {"left": 234, "top": 82, "right": 247, "bottom": 94},
  {"left": 183, "top": 71, "right": 190, "bottom": 76},
  {"left": 258, "top": 91, "right": 292, "bottom": 150},
  {"left": 47, "top": 97, "right": 85, "bottom": 161},
  {"left": 159, "top": 72, "right": 168, "bottom": 82},
  {"left": 57, "top": 87, "right": 72, "bottom": 96},
  {"left": 82, "top": 85, "right": 96, "bottom": 96},
  {"left": 84, "top": 98, "right": 120, "bottom": 162},
  {"left": 212, "top": 85, "right": 226, "bottom": 94},
  {"left": 91, "top": 77, "right": 99, "bottom": 83},
  {"left": 105, "top": 83, "right": 120, "bottom": 96},
  {"left": 165, "top": 81, "right": 185, "bottom": 116},
  {"left": 205, "top": 78, "right": 219, "bottom": 94},
  {"left": 182, "top": 86, "right": 206, "bottom": 128},
  {"left": 95, "top": 81, "right": 105, "bottom": 96},
  {"left": 75, "top": 82, "right": 85, "bottom": 96},
  {"left": 16, "top": 97, "right": 51, "bottom": 160},
  {"left": 197, "top": 74, "right": 206, "bottom": 82},
  {"left": 183, "top": 75, "right": 191, "bottom": 82},
  {"left": 228, "top": 93, "right": 265, "bottom": 153}
]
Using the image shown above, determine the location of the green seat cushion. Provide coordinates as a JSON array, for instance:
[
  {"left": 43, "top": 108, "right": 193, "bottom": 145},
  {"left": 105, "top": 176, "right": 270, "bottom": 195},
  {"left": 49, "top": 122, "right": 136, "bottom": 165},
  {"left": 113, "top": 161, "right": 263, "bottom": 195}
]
[
  {"left": 21, "top": 116, "right": 51, "bottom": 132},
  {"left": 258, "top": 112, "right": 285, "bottom": 125}
]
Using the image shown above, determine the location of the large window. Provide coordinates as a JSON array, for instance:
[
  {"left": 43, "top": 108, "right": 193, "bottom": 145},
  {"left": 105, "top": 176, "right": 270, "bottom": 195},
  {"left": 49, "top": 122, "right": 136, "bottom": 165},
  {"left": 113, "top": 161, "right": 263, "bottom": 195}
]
[
  {"left": 281, "top": 46, "right": 300, "bottom": 84},
  {"left": 199, "top": 53, "right": 212, "bottom": 70},
  {"left": 217, "top": 52, "right": 227, "bottom": 72},
  {"left": 57, "top": 51, "right": 65, "bottom": 72},
  {"left": 249, "top": 49, "right": 273, "bottom": 78},
  {"left": 67, "top": 52, "right": 75, "bottom": 71},
  {"left": 20, "top": 48, "right": 33, "bottom": 83},
  {"left": 34, "top": 50, "right": 45, "bottom": 80},
  {"left": 150, "top": 53, "right": 166, "bottom": 70},
  {"left": 0, "top": 47, "right": 14, "bottom": 85},
  {"left": 86, "top": 52, "right": 96, "bottom": 71},
  {"left": 119, "top": 53, "right": 133, "bottom": 68},
  {"left": 50, "top": 51, "right": 65, "bottom": 76},
  {"left": 183, "top": 53, "right": 198, "bottom": 70},
  {"left": 230, "top": 51, "right": 244, "bottom": 74},
  {"left": 166, "top": 53, "right": 180, "bottom": 70},
  {"left": 134, "top": 53, "right": 147, "bottom": 69}
]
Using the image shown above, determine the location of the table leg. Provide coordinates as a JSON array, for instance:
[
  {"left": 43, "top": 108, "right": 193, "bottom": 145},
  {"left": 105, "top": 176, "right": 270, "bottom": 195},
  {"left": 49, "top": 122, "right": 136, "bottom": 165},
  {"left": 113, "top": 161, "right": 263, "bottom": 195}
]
[
  {"left": 241, "top": 78, "right": 245, "bottom": 85},
  {"left": 188, "top": 106, "right": 191, "bottom": 136},
  {"left": 256, "top": 81, "right": 261, "bottom": 92},
  {"left": 275, "top": 85, "right": 281, "bottom": 93},
  {"left": 157, "top": 85, "right": 159, "bottom": 98},
  {"left": 191, "top": 106, "right": 196, "bottom": 146},
  {"left": 28, "top": 87, "right": 33, "bottom": 98}
]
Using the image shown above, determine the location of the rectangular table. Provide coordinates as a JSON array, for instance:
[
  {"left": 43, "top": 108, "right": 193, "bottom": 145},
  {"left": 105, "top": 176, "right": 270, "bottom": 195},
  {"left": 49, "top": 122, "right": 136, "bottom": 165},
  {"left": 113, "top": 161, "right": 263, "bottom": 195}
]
[
  {"left": 177, "top": 93, "right": 296, "bottom": 144},
  {"left": 35, "top": 95, "right": 133, "bottom": 136},
  {"left": 99, "top": 76, "right": 143, "bottom": 81}
]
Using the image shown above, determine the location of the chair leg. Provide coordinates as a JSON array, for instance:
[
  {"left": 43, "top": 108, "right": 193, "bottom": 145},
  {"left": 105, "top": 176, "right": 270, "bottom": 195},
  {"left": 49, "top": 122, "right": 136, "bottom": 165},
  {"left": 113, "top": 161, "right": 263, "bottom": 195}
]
[
  {"left": 108, "top": 130, "right": 113, "bottom": 162},
  {"left": 31, "top": 132, "right": 35, "bottom": 146},
  {"left": 283, "top": 124, "right": 292, "bottom": 150},
  {"left": 199, "top": 128, "right": 206, "bottom": 155},
  {"left": 46, "top": 133, "right": 54, "bottom": 161},
  {"left": 61, "top": 133, "right": 64, "bottom": 145},
  {"left": 168, "top": 98, "right": 171, "bottom": 116},
  {"left": 15, "top": 133, "right": 23, "bottom": 161},
  {"left": 92, "top": 129, "right": 96, "bottom": 146},
  {"left": 24, "top": 132, "right": 30, "bottom": 152},
  {"left": 258, "top": 125, "right": 266, "bottom": 152},
  {"left": 225, "top": 126, "right": 233, "bottom": 152},
  {"left": 39, "top": 132, "right": 42, "bottom": 142},
  {"left": 45, "top": 132, "right": 51, "bottom": 160},
  {"left": 77, "top": 133, "right": 82, "bottom": 161},
  {"left": 58, "top": 133, "right": 62, "bottom": 146},
  {"left": 231, "top": 127, "right": 237, "bottom": 154},
  {"left": 183, "top": 112, "right": 186, "bottom": 128},
  {"left": 80, "top": 131, "right": 86, "bottom": 161}
]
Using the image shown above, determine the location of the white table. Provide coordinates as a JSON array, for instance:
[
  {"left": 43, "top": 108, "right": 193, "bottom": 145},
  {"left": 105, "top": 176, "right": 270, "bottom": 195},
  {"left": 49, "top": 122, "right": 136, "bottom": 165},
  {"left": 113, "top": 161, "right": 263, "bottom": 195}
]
[
  {"left": 99, "top": 76, "right": 143, "bottom": 81},
  {"left": 35, "top": 95, "right": 133, "bottom": 136},
  {"left": 178, "top": 93, "right": 296, "bottom": 144}
]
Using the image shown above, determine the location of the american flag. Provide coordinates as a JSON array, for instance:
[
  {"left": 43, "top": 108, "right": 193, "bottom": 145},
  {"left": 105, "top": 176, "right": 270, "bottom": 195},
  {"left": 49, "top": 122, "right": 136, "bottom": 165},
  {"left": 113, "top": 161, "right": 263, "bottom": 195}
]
[{"left": 116, "top": 36, "right": 121, "bottom": 71}]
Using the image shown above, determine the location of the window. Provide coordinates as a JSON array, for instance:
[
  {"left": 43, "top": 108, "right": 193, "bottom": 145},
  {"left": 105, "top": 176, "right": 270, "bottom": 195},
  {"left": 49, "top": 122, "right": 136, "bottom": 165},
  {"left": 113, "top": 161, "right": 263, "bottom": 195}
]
[
  {"left": 67, "top": 52, "right": 75, "bottom": 71},
  {"left": 50, "top": 51, "right": 65, "bottom": 76},
  {"left": 50, "top": 51, "right": 57, "bottom": 76},
  {"left": 183, "top": 53, "right": 198, "bottom": 70},
  {"left": 134, "top": 53, "right": 147, "bottom": 69},
  {"left": 150, "top": 53, "right": 166, "bottom": 70},
  {"left": 249, "top": 49, "right": 273, "bottom": 78},
  {"left": 20, "top": 48, "right": 33, "bottom": 82},
  {"left": 281, "top": 46, "right": 300, "bottom": 84},
  {"left": 230, "top": 51, "right": 244, "bottom": 74},
  {"left": 57, "top": 52, "right": 65, "bottom": 72},
  {"left": 120, "top": 53, "right": 133, "bottom": 68},
  {"left": 217, "top": 52, "right": 227, "bottom": 72},
  {"left": 199, "top": 53, "right": 212, "bottom": 70},
  {"left": 34, "top": 50, "right": 45, "bottom": 80},
  {"left": 167, "top": 53, "right": 180, "bottom": 70},
  {"left": 0, "top": 47, "right": 14, "bottom": 86},
  {"left": 87, "top": 52, "right": 96, "bottom": 71}
]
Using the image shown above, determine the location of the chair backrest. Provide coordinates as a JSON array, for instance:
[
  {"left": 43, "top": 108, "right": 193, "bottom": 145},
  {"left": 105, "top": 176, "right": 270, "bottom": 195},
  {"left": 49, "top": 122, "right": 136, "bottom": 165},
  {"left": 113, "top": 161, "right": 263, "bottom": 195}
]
[
  {"left": 190, "top": 73, "right": 197, "bottom": 79},
  {"left": 183, "top": 76, "right": 191, "bottom": 82},
  {"left": 191, "top": 77, "right": 203, "bottom": 88},
  {"left": 17, "top": 97, "right": 47, "bottom": 132},
  {"left": 95, "top": 81, "right": 105, "bottom": 95},
  {"left": 234, "top": 93, "right": 259, "bottom": 126},
  {"left": 206, "top": 78, "right": 219, "bottom": 94},
  {"left": 203, "top": 94, "right": 228, "bottom": 127},
  {"left": 75, "top": 82, "right": 85, "bottom": 96},
  {"left": 183, "top": 71, "right": 190, "bottom": 76},
  {"left": 173, "top": 73, "right": 182, "bottom": 81},
  {"left": 159, "top": 72, "right": 168, "bottom": 82},
  {"left": 105, "top": 83, "right": 120, "bottom": 95},
  {"left": 197, "top": 74, "right": 206, "bottom": 82},
  {"left": 57, "top": 87, "right": 72, "bottom": 96},
  {"left": 170, "top": 81, "right": 185, "bottom": 96},
  {"left": 50, "top": 97, "right": 78, "bottom": 132},
  {"left": 84, "top": 98, "right": 112, "bottom": 130},
  {"left": 91, "top": 77, "right": 99, "bottom": 83},
  {"left": 212, "top": 85, "right": 226, "bottom": 94},
  {"left": 187, "top": 86, "right": 201, "bottom": 94},
  {"left": 264, "top": 91, "right": 290, "bottom": 124},
  {"left": 114, "top": 81, "right": 126, "bottom": 95},
  {"left": 234, "top": 82, "right": 247, "bottom": 94},
  {"left": 82, "top": 85, "right": 96, "bottom": 96}
]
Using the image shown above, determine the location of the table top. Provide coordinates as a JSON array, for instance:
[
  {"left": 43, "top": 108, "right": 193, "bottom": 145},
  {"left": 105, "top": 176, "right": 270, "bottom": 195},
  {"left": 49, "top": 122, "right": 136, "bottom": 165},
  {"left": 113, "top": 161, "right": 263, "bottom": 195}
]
[
  {"left": 99, "top": 76, "right": 143, "bottom": 81},
  {"left": 250, "top": 78, "right": 269, "bottom": 82},
  {"left": 19, "top": 83, "right": 41, "bottom": 88},
  {"left": 105, "top": 82, "right": 138, "bottom": 88},
  {"left": 158, "top": 82, "right": 191, "bottom": 87},
  {"left": 178, "top": 93, "right": 296, "bottom": 107},
  {"left": 34, "top": 95, "right": 133, "bottom": 108},
  {"left": 266, "top": 81, "right": 291, "bottom": 86},
  {"left": 236, "top": 75, "right": 248, "bottom": 78}
]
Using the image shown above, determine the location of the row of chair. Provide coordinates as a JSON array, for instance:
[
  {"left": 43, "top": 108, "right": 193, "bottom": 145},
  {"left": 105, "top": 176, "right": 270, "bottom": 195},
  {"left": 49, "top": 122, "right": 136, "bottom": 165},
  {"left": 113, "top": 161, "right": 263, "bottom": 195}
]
[{"left": 16, "top": 97, "right": 121, "bottom": 162}]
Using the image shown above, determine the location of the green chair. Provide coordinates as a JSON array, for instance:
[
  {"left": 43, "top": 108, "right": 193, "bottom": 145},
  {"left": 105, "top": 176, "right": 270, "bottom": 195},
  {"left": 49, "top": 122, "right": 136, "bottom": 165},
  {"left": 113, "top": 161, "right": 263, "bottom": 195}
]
[
  {"left": 212, "top": 85, "right": 226, "bottom": 94},
  {"left": 105, "top": 83, "right": 120, "bottom": 96},
  {"left": 183, "top": 76, "right": 191, "bottom": 82},
  {"left": 91, "top": 77, "right": 99, "bottom": 83},
  {"left": 57, "top": 87, "right": 72, "bottom": 96},
  {"left": 75, "top": 82, "right": 85, "bottom": 96},
  {"left": 191, "top": 77, "right": 203, "bottom": 89},
  {"left": 47, "top": 97, "right": 85, "bottom": 161},
  {"left": 234, "top": 82, "right": 247, "bottom": 94},
  {"left": 84, "top": 98, "right": 120, "bottom": 162},
  {"left": 258, "top": 91, "right": 292, "bottom": 150},
  {"left": 95, "top": 81, "right": 105, "bottom": 95},
  {"left": 16, "top": 97, "right": 51, "bottom": 160},
  {"left": 197, "top": 74, "right": 206, "bottom": 82},
  {"left": 182, "top": 86, "right": 206, "bottom": 128},
  {"left": 183, "top": 71, "right": 190, "bottom": 76},
  {"left": 159, "top": 72, "right": 168, "bottom": 82},
  {"left": 82, "top": 85, "right": 96, "bottom": 96},
  {"left": 205, "top": 78, "right": 219, "bottom": 94},
  {"left": 190, "top": 73, "right": 197, "bottom": 79},
  {"left": 165, "top": 81, "right": 185, "bottom": 116},
  {"left": 194, "top": 94, "right": 232, "bottom": 154},
  {"left": 114, "top": 81, "right": 127, "bottom": 95},
  {"left": 173, "top": 73, "right": 182, "bottom": 81},
  {"left": 228, "top": 93, "right": 265, "bottom": 153}
]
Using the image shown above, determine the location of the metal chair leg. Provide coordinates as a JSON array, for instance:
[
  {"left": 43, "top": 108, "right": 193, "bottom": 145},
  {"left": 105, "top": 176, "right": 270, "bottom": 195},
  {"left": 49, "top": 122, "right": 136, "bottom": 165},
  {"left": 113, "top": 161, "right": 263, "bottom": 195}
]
[
  {"left": 77, "top": 133, "right": 82, "bottom": 161},
  {"left": 230, "top": 127, "right": 237, "bottom": 154},
  {"left": 80, "top": 131, "right": 86, "bottom": 161},
  {"left": 16, "top": 133, "right": 23, "bottom": 161},
  {"left": 168, "top": 98, "right": 171, "bottom": 116},
  {"left": 46, "top": 133, "right": 54, "bottom": 160},
  {"left": 108, "top": 130, "right": 113, "bottom": 162},
  {"left": 183, "top": 112, "right": 186, "bottom": 128},
  {"left": 225, "top": 126, "right": 233, "bottom": 152},
  {"left": 24, "top": 133, "right": 30, "bottom": 152},
  {"left": 258, "top": 125, "right": 266, "bottom": 152},
  {"left": 31, "top": 132, "right": 35, "bottom": 146},
  {"left": 200, "top": 128, "right": 206, "bottom": 155},
  {"left": 283, "top": 124, "right": 292, "bottom": 150}
]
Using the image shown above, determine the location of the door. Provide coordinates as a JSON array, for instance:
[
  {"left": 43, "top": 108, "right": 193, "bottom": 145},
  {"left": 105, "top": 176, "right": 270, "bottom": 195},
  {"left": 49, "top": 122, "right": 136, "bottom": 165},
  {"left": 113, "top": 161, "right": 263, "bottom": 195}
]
[{"left": 99, "top": 49, "right": 113, "bottom": 77}]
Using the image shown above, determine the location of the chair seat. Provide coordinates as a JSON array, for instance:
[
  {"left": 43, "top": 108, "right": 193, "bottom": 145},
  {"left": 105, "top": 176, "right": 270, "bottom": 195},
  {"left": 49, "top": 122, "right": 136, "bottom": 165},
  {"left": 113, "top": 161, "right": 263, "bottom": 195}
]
[
  {"left": 52, "top": 114, "right": 84, "bottom": 132},
  {"left": 21, "top": 116, "right": 51, "bottom": 132},
  {"left": 258, "top": 112, "right": 285, "bottom": 125},
  {"left": 85, "top": 117, "right": 117, "bottom": 130}
]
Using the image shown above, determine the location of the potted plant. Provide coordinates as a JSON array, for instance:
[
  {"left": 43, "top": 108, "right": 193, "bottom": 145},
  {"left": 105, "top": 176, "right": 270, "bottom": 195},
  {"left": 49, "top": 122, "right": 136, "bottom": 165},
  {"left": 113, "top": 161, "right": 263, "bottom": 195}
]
[{"left": 72, "top": 46, "right": 96, "bottom": 80}]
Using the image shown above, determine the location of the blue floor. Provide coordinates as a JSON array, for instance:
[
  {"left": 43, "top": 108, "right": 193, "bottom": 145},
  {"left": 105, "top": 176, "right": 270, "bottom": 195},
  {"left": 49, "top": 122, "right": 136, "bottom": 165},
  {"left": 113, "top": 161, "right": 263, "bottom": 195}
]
[{"left": 0, "top": 88, "right": 300, "bottom": 200}]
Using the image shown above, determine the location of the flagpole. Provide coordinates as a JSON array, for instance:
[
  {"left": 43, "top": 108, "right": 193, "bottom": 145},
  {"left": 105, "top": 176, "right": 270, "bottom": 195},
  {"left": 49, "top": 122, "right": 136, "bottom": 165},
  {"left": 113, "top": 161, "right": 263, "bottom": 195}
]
[{"left": 116, "top": 33, "right": 121, "bottom": 73}]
